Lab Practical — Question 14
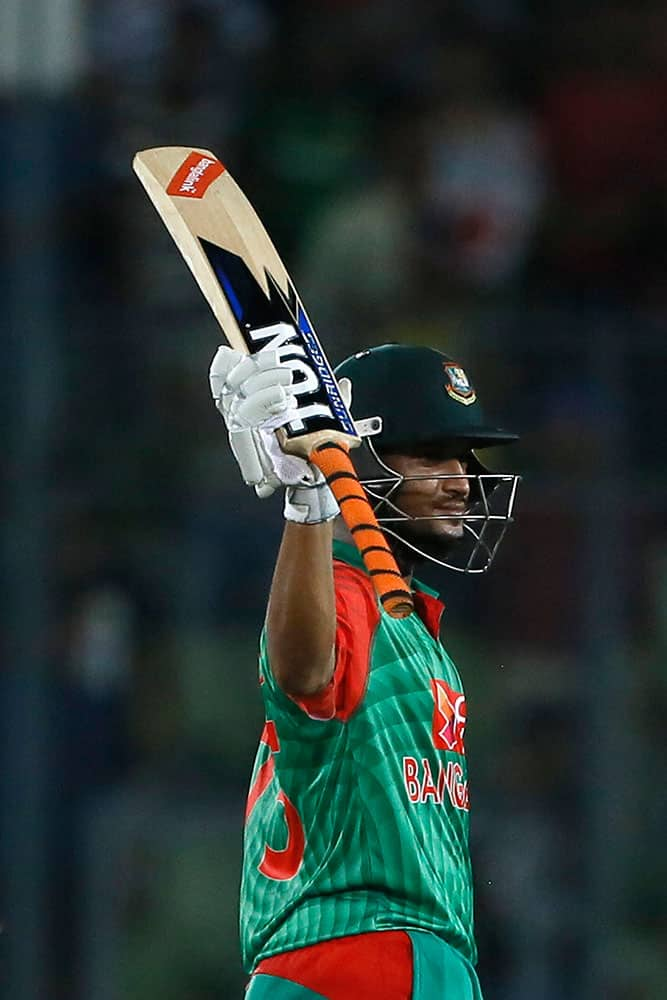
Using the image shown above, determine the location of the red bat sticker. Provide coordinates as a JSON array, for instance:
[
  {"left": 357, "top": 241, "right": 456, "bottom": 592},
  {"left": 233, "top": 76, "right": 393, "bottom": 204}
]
[{"left": 166, "top": 151, "right": 225, "bottom": 198}]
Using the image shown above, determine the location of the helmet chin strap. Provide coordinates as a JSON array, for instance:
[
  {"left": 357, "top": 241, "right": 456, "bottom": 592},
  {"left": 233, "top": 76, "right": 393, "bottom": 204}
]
[{"left": 356, "top": 438, "right": 520, "bottom": 574}]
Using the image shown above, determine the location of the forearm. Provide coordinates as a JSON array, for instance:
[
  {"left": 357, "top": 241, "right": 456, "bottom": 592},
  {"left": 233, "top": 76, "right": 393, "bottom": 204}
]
[
  {"left": 266, "top": 520, "right": 336, "bottom": 697},
  {"left": 208, "top": 344, "right": 341, "bottom": 695}
]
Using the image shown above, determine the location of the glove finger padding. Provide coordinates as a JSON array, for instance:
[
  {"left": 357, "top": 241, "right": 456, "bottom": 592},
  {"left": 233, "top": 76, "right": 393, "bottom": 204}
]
[
  {"left": 227, "top": 427, "right": 269, "bottom": 490},
  {"left": 209, "top": 345, "right": 246, "bottom": 401},
  {"left": 221, "top": 350, "right": 283, "bottom": 394},
  {"left": 209, "top": 346, "right": 285, "bottom": 403},
  {"left": 229, "top": 385, "right": 299, "bottom": 431},
  {"left": 237, "top": 366, "right": 293, "bottom": 399},
  {"left": 210, "top": 346, "right": 300, "bottom": 433}
]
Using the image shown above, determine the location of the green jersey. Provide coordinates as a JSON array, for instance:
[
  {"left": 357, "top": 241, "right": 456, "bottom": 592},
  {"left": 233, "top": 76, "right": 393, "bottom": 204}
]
[{"left": 240, "top": 541, "right": 475, "bottom": 972}]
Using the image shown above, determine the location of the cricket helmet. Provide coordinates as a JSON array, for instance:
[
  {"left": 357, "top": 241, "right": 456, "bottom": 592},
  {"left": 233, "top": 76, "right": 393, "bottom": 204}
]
[{"left": 334, "top": 343, "right": 520, "bottom": 573}]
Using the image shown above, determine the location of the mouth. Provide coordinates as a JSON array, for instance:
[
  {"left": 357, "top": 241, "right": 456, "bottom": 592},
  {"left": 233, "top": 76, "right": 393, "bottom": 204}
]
[{"left": 434, "top": 504, "right": 468, "bottom": 518}]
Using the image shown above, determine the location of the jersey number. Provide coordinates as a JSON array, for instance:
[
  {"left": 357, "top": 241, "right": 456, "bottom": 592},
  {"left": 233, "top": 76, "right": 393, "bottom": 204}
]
[{"left": 245, "top": 720, "right": 305, "bottom": 880}]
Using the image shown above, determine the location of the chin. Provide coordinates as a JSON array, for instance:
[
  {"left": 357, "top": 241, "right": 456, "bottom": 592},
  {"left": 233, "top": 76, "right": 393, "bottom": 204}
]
[
  {"left": 410, "top": 521, "right": 464, "bottom": 543},
  {"left": 389, "top": 522, "right": 464, "bottom": 565}
]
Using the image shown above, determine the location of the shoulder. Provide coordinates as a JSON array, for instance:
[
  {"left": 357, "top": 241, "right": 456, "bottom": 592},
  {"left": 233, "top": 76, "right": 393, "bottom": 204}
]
[
  {"left": 333, "top": 559, "right": 379, "bottom": 625},
  {"left": 288, "top": 561, "right": 380, "bottom": 723}
]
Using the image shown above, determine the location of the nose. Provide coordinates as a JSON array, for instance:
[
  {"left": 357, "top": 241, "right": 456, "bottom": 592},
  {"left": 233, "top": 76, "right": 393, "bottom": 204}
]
[{"left": 440, "top": 459, "right": 470, "bottom": 499}]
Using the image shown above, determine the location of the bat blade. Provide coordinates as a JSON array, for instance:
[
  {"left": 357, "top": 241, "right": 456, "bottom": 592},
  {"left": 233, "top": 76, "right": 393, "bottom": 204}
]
[
  {"left": 132, "top": 146, "right": 355, "bottom": 447},
  {"left": 133, "top": 146, "right": 414, "bottom": 618}
]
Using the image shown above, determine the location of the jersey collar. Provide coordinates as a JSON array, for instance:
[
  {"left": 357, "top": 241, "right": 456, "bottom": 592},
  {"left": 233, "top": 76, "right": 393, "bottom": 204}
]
[{"left": 332, "top": 539, "right": 445, "bottom": 637}]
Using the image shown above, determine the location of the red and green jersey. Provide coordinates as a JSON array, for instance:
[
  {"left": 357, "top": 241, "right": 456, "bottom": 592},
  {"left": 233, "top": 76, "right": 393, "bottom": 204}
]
[{"left": 240, "top": 540, "right": 475, "bottom": 973}]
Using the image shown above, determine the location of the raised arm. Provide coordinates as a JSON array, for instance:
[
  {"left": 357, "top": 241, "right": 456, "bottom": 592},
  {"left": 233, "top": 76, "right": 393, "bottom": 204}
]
[
  {"left": 209, "top": 346, "right": 343, "bottom": 697},
  {"left": 266, "top": 521, "right": 336, "bottom": 697}
]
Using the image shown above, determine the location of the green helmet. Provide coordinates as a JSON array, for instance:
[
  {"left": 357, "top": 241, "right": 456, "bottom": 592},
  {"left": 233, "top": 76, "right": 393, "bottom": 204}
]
[
  {"left": 334, "top": 343, "right": 518, "bottom": 454},
  {"left": 334, "top": 344, "right": 520, "bottom": 574}
]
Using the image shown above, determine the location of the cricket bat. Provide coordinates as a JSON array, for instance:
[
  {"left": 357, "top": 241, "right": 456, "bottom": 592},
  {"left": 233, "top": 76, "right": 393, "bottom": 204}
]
[{"left": 133, "top": 147, "right": 413, "bottom": 618}]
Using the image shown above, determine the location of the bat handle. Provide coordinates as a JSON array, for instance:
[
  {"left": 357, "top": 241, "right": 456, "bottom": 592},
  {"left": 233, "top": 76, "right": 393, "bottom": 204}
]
[{"left": 309, "top": 441, "right": 414, "bottom": 619}]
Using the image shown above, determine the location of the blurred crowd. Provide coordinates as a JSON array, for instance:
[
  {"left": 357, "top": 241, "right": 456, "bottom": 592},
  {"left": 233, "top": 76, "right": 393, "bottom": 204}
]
[{"left": 3, "top": 1, "right": 667, "bottom": 998}]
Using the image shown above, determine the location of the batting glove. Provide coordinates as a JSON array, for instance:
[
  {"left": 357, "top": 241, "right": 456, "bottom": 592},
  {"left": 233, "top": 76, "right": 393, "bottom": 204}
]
[{"left": 209, "top": 345, "right": 351, "bottom": 524}]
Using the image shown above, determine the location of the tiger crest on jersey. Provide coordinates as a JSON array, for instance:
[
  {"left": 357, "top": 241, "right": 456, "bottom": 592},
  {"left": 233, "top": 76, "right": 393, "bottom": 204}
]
[{"left": 431, "top": 679, "right": 467, "bottom": 754}]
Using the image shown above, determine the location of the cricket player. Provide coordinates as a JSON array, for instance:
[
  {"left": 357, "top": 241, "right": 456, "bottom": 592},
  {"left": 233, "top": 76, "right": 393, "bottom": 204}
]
[{"left": 209, "top": 343, "right": 519, "bottom": 999}]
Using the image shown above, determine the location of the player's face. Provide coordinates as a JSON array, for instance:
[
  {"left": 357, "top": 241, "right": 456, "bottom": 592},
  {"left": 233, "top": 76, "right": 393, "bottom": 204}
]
[{"left": 380, "top": 449, "right": 471, "bottom": 544}]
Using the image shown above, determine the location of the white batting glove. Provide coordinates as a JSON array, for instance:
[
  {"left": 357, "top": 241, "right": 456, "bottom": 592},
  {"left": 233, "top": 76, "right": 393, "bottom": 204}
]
[{"left": 209, "top": 345, "right": 351, "bottom": 524}]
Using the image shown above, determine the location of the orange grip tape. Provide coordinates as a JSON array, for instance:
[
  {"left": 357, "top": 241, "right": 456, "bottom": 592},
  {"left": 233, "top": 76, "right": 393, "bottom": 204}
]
[{"left": 309, "top": 441, "right": 414, "bottom": 619}]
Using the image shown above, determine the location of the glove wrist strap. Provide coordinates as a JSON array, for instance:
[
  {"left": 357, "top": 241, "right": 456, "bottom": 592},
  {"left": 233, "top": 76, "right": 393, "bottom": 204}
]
[{"left": 284, "top": 481, "right": 339, "bottom": 524}]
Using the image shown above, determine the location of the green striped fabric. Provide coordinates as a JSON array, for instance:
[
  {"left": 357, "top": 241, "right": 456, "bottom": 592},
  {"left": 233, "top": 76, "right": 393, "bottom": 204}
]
[{"left": 240, "top": 542, "right": 475, "bottom": 973}]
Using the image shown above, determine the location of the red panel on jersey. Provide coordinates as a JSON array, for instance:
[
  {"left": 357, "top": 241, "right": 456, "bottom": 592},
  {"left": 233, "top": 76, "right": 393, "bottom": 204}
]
[
  {"left": 255, "top": 930, "right": 413, "bottom": 999},
  {"left": 412, "top": 588, "right": 445, "bottom": 638},
  {"left": 291, "top": 560, "right": 445, "bottom": 722},
  {"left": 290, "top": 560, "right": 380, "bottom": 722}
]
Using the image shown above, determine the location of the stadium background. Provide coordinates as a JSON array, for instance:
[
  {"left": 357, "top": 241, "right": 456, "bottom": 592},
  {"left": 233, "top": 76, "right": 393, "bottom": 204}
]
[{"left": 1, "top": 1, "right": 666, "bottom": 997}]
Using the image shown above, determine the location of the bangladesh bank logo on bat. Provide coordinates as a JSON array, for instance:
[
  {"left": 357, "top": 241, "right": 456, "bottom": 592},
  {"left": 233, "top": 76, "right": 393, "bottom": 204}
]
[
  {"left": 166, "top": 151, "right": 225, "bottom": 198},
  {"left": 431, "top": 679, "right": 467, "bottom": 755}
]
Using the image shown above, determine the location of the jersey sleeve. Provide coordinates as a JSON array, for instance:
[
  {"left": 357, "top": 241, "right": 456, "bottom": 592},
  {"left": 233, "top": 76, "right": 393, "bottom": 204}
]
[{"left": 259, "top": 560, "right": 380, "bottom": 727}]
